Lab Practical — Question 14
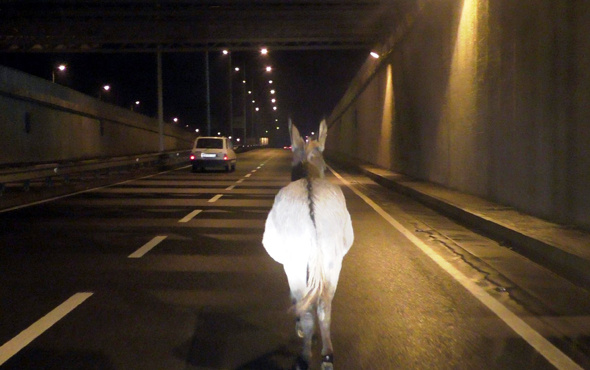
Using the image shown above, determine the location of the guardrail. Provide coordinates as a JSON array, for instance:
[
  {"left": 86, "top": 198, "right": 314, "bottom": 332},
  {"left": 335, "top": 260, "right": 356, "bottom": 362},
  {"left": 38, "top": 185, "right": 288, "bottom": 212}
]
[{"left": 0, "top": 150, "right": 190, "bottom": 195}]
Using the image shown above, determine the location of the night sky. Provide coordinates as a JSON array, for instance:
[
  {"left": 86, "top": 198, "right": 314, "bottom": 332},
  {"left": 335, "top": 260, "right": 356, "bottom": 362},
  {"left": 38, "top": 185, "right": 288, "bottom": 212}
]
[{"left": 0, "top": 49, "right": 368, "bottom": 145}]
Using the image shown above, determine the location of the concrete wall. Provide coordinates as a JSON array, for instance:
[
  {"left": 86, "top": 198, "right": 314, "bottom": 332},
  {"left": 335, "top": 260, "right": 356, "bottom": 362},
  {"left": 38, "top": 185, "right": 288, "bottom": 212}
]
[
  {"left": 326, "top": 0, "right": 590, "bottom": 230},
  {"left": 0, "top": 65, "right": 194, "bottom": 166}
]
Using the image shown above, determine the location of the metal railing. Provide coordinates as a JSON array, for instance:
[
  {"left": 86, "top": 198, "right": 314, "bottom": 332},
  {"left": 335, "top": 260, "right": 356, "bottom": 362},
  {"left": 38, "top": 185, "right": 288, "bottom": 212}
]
[{"left": 0, "top": 150, "right": 190, "bottom": 195}]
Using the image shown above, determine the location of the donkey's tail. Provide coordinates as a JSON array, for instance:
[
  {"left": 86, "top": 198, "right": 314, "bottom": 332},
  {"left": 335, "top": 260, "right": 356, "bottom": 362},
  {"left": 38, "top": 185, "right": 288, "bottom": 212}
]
[{"left": 295, "top": 244, "right": 328, "bottom": 315}]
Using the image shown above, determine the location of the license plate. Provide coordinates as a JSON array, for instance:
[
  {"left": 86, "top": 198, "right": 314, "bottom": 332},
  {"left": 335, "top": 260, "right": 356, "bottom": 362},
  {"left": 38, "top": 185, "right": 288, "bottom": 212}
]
[{"left": 201, "top": 153, "right": 217, "bottom": 158}]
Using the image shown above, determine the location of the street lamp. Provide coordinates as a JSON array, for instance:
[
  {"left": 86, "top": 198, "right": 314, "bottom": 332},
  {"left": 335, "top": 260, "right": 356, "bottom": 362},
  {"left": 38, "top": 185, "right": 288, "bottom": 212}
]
[
  {"left": 223, "top": 50, "right": 234, "bottom": 138},
  {"left": 99, "top": 84, "right": 110, "bottom": 100},
  {"left": 52, "top": 64, "right": 66, "bottom": 83}
]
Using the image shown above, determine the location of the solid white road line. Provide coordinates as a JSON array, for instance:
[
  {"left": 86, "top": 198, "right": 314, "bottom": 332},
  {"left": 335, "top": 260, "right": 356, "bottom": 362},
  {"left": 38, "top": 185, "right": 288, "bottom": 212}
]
[
  {"left": 328, "top": 165, "right": 583, "bottom": 370},
  {"left": 208, "top": 194, "right": 223, "bottom": 203},
  {"left": 0, "top": 292, "right": 93, "bottom": 365},
  {"left": 128, "top": 235, "right": 167, "bottom": 258},
  {"left": 178, "top": 209, "right": 202, "bottom": 223},
  {"left": 0, "top": 165, "right": 192, "bottom": 214}
]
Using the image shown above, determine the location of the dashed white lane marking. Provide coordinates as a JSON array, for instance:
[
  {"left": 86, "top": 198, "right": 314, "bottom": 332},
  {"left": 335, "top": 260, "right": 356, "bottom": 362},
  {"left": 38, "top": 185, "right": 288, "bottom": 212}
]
[
  {"left": 208, "top": 194, "right": 223, "bottom": 203},
  {"left": 178, "top": 209, "right": 202, "bottom": 223},
  {"left": 328, "top": 165, "right": 583, "bottom": 370},
  {"left": 0, "top": 292, "right": 93, "bottom": 365},
  {"left": 236, "top": 179, "right": 244, "bottom": 184},
  {"left": 128, "top": 235, "right": 167, "bottom": 258},
  {"left": 244, "top": 174, "right": 252, "bottom": 178},
  {"left": 251, "top": 169, "right": 257, "bottom": 173},
  {"left": 225, "top": 185, "right": 236, "bottom": 191}
]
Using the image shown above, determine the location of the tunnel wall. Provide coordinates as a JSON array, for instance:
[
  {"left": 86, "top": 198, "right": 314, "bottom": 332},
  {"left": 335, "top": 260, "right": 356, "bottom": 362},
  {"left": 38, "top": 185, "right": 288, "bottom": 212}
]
[
  {"left": 0, "top": 65, "right": 194, "bottom": 166},
  {"left": 326, "top": 0, "right": 590, "bottom": 230}
]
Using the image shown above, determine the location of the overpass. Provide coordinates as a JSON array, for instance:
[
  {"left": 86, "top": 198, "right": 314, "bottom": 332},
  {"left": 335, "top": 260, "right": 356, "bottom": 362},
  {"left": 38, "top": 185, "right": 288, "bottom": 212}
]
[{"left": 1, "top": 1, "right": 589, "bottom": 230}]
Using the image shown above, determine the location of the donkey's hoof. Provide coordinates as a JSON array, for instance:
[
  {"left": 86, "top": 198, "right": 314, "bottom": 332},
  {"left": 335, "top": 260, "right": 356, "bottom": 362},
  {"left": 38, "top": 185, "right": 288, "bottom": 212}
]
[
  {"left": 321, "top": 354, "right": 334, "bottom": 370},
  {"left": 321, "top": 362, "right": 334, "bottom": 370}
]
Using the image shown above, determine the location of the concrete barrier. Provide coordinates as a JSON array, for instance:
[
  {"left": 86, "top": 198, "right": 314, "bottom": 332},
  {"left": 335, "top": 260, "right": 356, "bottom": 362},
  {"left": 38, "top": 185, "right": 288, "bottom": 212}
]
[
  {"left": 0, "top": 65, "right": 194, "bottom": 166},
  {"left": 326, "top": 0, "right": 590, "bottom": 232}
]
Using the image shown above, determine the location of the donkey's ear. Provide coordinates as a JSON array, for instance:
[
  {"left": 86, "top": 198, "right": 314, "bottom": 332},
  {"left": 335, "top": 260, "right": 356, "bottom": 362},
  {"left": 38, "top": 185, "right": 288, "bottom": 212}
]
[
  {"left": 289, "top": 119, "right": 305, "bottom": 152},
  {"left": 317, "top": 119, "right": 328, "bottom": 152}
]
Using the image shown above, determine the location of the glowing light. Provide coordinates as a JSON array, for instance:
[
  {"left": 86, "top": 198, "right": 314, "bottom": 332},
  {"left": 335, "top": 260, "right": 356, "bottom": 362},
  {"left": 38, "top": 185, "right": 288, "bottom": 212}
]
[
  {"left": 370, "top": 51, "right": 380, "bottom": 59},
  {"left": 260, "top": 48, "right": 268, "bottom": 55},
  {"left": 222, "top": 50, "right": 229, "bottom": 55},
  {"left": 103, "top": 85, "right": 110, "bottom": 91},
  {"left": 266, "top": 66, "right": 272, "bottom": 72}
]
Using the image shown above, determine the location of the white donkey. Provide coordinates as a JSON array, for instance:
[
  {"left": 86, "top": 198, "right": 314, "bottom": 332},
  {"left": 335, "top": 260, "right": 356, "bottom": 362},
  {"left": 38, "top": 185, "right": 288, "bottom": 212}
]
[{"left": 263, "top": 120, "right": 354, "bottom": 370}]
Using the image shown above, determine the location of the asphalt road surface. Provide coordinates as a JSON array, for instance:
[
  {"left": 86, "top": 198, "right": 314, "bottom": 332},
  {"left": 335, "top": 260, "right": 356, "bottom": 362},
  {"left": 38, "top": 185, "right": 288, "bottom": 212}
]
[{"left": 1, "top": 149, "right": 590, "bottom": 369}]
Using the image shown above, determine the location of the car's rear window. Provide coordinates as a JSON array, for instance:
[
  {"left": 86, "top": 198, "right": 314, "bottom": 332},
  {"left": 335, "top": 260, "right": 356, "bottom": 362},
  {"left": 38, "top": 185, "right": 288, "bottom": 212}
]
[{"left": 196, "top": 138, "right": 223, "bottom": 149}]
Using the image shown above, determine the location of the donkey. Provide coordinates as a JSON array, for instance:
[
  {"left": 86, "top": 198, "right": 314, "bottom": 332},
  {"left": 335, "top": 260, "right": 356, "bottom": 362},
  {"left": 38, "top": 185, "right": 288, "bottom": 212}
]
[{"left": 263, "top": 119, "right": 354, "bottom": 369}]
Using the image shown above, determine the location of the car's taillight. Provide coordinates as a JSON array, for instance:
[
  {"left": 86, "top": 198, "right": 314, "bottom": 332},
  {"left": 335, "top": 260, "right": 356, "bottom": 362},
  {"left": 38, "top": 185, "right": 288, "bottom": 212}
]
[
  {"left": 223, "top": 154, "right": 228, "bottom": 161},
  {"left": 190, "top": 154, "right": 195, "bottom": 160}
]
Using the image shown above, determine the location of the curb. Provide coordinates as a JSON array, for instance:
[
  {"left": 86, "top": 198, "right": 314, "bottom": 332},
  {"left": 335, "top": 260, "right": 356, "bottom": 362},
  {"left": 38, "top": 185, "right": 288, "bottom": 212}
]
[{"left": 334, "top": 157, "right": 590, "bottom": 292}]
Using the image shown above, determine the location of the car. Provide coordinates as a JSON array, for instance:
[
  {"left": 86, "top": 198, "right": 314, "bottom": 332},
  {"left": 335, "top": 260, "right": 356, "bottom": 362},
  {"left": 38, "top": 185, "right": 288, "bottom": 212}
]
[{"left": 190, "top": 136, "right": 237, "bottom": 172}]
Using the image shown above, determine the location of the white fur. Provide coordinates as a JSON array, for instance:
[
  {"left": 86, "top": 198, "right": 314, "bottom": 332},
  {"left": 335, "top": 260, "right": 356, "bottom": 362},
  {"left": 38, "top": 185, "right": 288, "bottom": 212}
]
[{"left": 263, "top": 177, "right": 353, "bottom": 299}]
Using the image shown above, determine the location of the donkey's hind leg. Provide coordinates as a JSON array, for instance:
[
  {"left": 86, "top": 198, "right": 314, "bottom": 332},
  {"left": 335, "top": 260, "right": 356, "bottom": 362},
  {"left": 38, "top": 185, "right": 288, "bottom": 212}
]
[
  {"left": 318, "top": 296, "right": 334, "bottom": 369},
  {"left": 302, "top": 310, "right": 315, "bottom": 361}
]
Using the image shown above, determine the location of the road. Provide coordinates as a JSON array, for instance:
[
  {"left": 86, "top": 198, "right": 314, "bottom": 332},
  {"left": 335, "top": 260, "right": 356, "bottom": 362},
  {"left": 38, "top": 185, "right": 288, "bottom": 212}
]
[{"left": 1, "top": 148, "right": 589, "bottom": 369}]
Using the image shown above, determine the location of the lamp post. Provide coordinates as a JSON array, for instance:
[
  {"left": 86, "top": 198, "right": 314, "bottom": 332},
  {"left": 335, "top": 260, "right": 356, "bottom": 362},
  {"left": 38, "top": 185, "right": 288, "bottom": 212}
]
[
  {"left": 223, "top": 50, "right": 234, "bottom": 139},
  {"left": 52, "top": 64, "right": 66, "bottom": 83},
  {"left": 205, "top": 50, "right": 211, "bottom": 136},
  {"left": 99, "top": 84, "right": 110, "bottom": 100}
]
